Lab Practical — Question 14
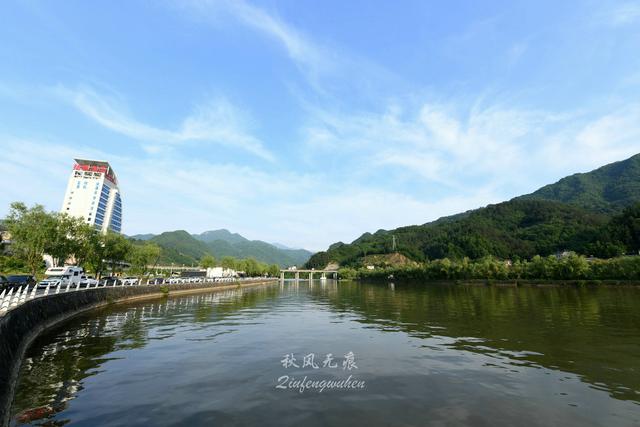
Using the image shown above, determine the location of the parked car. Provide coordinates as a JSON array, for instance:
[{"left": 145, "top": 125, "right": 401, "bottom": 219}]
[
  {"left": 38, "top": 266, "right": 84, "bottom": 288},
  {"left": 100, "top": 276, "right": 120, "bottom": 286},
  {"left": 5, "top": 275, "right": 37, "bottom": 288},
  {"left": 148, "top": 277, "right": 165, "bottom": 285},
  {"left": 121, "top": 277, "right": 139, "bottom": 286},
  {"left": 0, "top": 275, "right": 8, "bottom": 291},
  {"left": 79, "top": 275, "right": 99, "bottom": 288}
]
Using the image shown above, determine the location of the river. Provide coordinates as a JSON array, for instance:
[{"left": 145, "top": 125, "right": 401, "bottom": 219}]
[{"left": 9, "top": 281, "right": 640, "bottom": 426}]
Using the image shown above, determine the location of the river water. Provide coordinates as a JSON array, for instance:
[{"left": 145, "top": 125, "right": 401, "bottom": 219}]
[{"left": 10, "top": 281, "right": 640, "bottom": 426}]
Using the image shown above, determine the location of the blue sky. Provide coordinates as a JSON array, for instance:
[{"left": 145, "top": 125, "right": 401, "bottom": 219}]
[{"left": 1, "top": 0, "right": 640, "bottom": 251}]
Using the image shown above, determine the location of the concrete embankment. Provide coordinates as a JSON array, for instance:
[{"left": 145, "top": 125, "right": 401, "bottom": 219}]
[{"left": 0, "top": 279, "right": 277, "bottom": 426}]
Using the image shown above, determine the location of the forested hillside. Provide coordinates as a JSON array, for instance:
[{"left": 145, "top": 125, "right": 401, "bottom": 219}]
[{"left": 516, "top": 153, "right": 640, "bottom": 213}]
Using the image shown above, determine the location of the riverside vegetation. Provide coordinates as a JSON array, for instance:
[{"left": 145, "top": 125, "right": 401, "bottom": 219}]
[{"left": 338, "top": 254, "right": 640, "bottom": 282}]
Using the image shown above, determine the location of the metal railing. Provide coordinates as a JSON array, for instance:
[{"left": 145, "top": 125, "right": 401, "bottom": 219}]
[{"left": 0, "top": 276, "right": 271, "bottom": 316}]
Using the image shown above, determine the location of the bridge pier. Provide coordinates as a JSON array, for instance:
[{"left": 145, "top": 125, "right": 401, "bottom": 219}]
[{"left": 294, "top": 271, "right": 300, "bottom": 282}]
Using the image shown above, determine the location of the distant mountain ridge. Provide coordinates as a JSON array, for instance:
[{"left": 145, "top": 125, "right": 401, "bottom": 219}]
[
  {"left": 306, "top": 153, "right": 640, "bottom": 268},
  {"left": 271, "top": 242, "right": 302, "bottom": 250},
  {"left": 129, "top": 233, "right": 155, "bottom": 241},
  {"left": 515, "top": 153, "right": 640, "bottom": 214},
  {"left": 130, "top": 229, "right": 313, "bottom": 267},
  {"left": 194, "top": 229, "right": 248, "bottom": 245}
]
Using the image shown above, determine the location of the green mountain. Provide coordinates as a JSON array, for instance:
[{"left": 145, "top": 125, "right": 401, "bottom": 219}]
[
  {"left": 307, "top": 153, "right": 640, "bottom": 268},
  {"left": 135, "top": 229, "right": 314, "bottom": 267},
  {"left": 194, "top": 229, "right": 248, "bottom": 245},
  {"left": 516, "top": 153, "right": 640, "bottom": 214},
  {"left": 205, "top": 239, "right": 313, "bottom": 266},
  {"left": 149, "top": 230, "right": 213, "bottom": 265},
  {"left": 191, "top": 228, "right": 313, "bottom": 265}
]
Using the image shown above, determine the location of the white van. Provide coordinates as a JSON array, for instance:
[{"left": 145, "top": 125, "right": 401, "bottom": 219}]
[{"left": 38, "top": 266, "right": 84, "bottom": 288}]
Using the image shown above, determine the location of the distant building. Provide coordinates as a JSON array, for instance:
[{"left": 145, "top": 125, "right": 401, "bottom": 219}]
[
  {"left": 206, "top": 267, "right": 238, "bottom": 278},
  {"left": 181, "top": 269, "right": 207, "bottom": 278},
  {"left": 61, "top": 159, "right": 122, "bottom": 234},
  {"left": 555, "top": 250, "right": 573, "bottom": 259}
]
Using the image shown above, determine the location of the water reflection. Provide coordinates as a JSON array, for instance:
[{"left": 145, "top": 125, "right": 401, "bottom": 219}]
[
  {"left": 10, "top": 281, "right": 640, "bottom": 427},
  {"left": 307, "top": 282, "right": 640, "bottom": 404},
  {"left": 11, "top": 286, "right": 278, "bottom": 425}
]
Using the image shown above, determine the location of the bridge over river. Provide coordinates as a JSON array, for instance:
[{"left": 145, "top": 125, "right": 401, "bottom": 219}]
[{"left": 279, "top": 269, "right": 338, "bottom": 281}]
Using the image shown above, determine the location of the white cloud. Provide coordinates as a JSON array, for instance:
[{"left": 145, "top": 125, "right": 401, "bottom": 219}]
[
  {"left": 301, "top": 100, "right": 640, "bottom": 197},
  {"left": 541, "top": 105, "right": 640, "bottom": 171},
  {"left": 302, "top": 103, "right": 536, "bottom": 187},
  {"left": 56, "top": 85, "right": 275, "bottom": 161}
]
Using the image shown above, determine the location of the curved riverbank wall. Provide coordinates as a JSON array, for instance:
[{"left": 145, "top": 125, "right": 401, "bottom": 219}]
[{"left": 0, "top": 280, "right": 277, "bottom": 427}]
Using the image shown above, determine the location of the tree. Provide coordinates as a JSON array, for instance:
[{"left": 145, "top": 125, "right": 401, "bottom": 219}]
[
  {"left": 4, "top": 202, "right": 57, "bottom": 276},
  {"left": 609, "top": 202, "right": 640, "bottom": 254},
  {"left": 268, "top": 264, "right": 280, "bottom": 277},
  {"left": 240, "top": 258, "right": 260, "bottom": 276},
  {"left": 45, "top": 213, "right": 84, "bottom": 266},
  {"left": 129, "top": 243, "right": 161, "bottom": 275},
  {"left": 73, "top": 223, "right": 101, "bottom": 273},
  {"left": 220, "top": 256, "right": 236, "bottom": 270},
  {"left": 200, "top": 254, "right": 217, "bottom": 269},
  {"left": 103, "top": 232, "right": 133, "bottom": 275}
]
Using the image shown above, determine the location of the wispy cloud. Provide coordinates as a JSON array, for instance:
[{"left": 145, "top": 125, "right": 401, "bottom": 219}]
[
  {"left": 55, "top": 85, "right": 275, "bottom": 161},
  {"left": 608, "top": 2, "right": 640, "bottom": 26},
  {"left": 301, "top": 99, "right": 640, "bottom": 196},
  {"left": 302, "top": 102, "right": 539, "bottom": 188},
  {"left": 183, "top": 0, "right": 331, "bottom": 76},
  {"left": 506, "top": 41, "right": 528, "bottom": 68},
  {"left": 178, "top": 0, "right": 399, "bottom": 98},
  {"left": 541, "top": 105, "right": 640, "bottom": 170},
  {"left": 222, "top": 1, "right": 324, "bottom": 70}
]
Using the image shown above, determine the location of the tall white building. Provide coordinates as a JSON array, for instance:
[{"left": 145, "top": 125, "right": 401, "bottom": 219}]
[{"left": 61, "top": 159, "right": 122, "bottom": 234}]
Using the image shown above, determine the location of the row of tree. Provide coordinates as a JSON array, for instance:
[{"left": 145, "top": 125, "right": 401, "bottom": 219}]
[
  {"left": 3, "top": 202, "right": 161, "bottom": 277},
  {"left": 199, "top": 254, "right": 280, "bottom": 277},
  {"left": 340, "top": 254, "right": 640, "bottom": 282}
]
